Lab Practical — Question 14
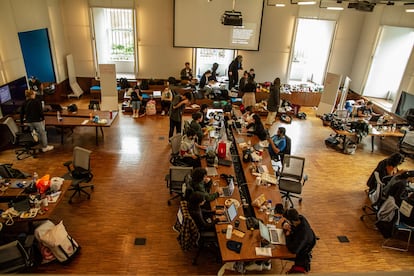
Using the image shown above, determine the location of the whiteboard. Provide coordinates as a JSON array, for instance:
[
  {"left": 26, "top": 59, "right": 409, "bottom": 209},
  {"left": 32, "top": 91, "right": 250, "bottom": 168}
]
[{"left": 316, "top": 72, "right": 342, "bottom": 116}]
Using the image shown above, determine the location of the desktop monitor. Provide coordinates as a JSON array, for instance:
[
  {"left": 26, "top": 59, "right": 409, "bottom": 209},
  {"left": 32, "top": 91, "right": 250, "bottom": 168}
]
[
  {"left": 8, "top": 76, "right": 28, "bottom": 102},
  {"left": 0, "top": 85, "right": 12, "bottom": 104}
]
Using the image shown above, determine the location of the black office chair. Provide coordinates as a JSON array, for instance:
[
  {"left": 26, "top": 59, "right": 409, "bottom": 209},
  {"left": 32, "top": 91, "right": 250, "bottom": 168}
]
[
  {"left": 173, "top": 200, "right": 219, "bottom": 265},
  {"left": 166, "top": 166, "right": 193, "bottom": 205},
  {"left": 399, "top": 130, "right": 414, "bottom": 159},
  {"left": 0, "top": 237, "right": 35, "bottom": 273},
  {"left": 2, "top": 117, "right": 39, "bottom": 160},
  {"left": 278, "top": 155, "right": 308, "bottom": 208},
  {"left": 63, "top": 146, "right": 94, "bottom": 203}
]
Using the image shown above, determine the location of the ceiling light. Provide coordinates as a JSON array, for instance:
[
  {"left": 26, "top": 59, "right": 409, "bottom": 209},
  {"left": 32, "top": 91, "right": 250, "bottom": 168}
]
[
  {"left": 297, "top": 1, "right": 316, "bottom": 5},
  {"left": 327, "top": 6, "right": 344, "bottom": 10},
  {"left": 275, "top": 4, "right": 286, "bottom": 7},
  {"left": 406, "top": 8, "right": 414, "bottom": 12}
]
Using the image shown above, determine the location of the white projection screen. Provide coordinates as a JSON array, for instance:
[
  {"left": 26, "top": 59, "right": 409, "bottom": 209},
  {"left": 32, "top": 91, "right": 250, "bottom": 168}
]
[{"left": 174, "top": 0, "right": 264, "bottom": 51}]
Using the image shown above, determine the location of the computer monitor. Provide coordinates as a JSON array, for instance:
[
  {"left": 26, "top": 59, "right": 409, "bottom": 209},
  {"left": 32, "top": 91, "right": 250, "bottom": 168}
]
[{"left": 0, "top": 85, "right": 12, "bottom": 104}]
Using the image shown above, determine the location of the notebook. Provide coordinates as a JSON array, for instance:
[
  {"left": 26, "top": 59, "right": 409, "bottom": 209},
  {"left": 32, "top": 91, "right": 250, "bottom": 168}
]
[
  {"left": 220, "top": 177, "right": 235, "bottom": 197},
  {"left": 216, "top": 202, "right": 238, "bottom": 224},
  {"left": 259, "top": 220, "right": 286, "bottom": 245},
  {"left": 205, "top": 166, "right": 218, "bottom": 176}
]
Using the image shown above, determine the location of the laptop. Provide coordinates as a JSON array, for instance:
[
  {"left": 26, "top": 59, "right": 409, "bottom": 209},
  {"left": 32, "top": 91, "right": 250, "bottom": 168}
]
[
  {"left": 220, "top": 177, "right": 235, "bottom": 197},
  {"left": 216, "top": 202, "right": 238, "bottom": 224},
  {"left": 50, "top": 103, "right": 63, "bottom": 111},
  {"left": 259, "top": 220, "right": 286, "bottom": 245},
  {"left": 152, "top": 91, "right": 161, "bottom": 98},
  {"left": 218, "top": 159, "right": 232, "bottom": 167}
]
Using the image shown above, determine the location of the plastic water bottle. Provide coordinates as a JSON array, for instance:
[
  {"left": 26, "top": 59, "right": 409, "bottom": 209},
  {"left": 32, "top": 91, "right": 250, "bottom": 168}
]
[
  {"left": 33, "top": 172, "right": 38, "bottom": 184},
  {"left": 57, "top": 111, "right": 62, "bottom": 121},
  {"left": 226, "top": 224, "right": 233, "bottom": 239}
]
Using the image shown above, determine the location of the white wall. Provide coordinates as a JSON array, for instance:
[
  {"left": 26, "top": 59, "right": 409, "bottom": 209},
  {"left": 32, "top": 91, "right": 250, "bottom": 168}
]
[{"left": 0, "top": 0, "right": 413, "bottom": 100}]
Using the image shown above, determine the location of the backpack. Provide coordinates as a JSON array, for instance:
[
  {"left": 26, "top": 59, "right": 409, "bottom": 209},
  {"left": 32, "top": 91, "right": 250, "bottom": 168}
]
[
  {"left": 140, "top": 79, "right": 149, "bottom": 90},
  {"left": 119, "top": 78, "right": 130, "bottom": 89},
  {"left": 375, "top": 196, "right": 399, "bottom": 238}
]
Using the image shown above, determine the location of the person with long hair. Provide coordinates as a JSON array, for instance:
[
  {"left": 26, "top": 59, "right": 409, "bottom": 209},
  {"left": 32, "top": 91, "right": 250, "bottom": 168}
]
[{"left": 266, "top": 77, "right": 281, "bottom": 125}]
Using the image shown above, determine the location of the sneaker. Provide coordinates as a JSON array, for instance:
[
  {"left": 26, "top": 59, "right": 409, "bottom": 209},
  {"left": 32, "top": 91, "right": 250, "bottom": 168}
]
[
  {"left": 42, "top": 145, "right": 54, "bottom": 152},
  {"left": 263, "top": 261, "right": 272, "bottom": 271},
  {"left": 244, "top": 262, "right": 263, "bottom": 271},
  {"left": 161, "top": 111, "right": 165, "bottom": 116}
]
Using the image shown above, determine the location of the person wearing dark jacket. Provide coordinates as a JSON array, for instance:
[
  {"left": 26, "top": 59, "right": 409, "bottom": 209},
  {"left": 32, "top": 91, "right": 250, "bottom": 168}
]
[
  {"left": 190, "top": 168, "right": 222, "bottom": 202},
  {"left": 266, "top": 77, "right": 281, "bottom": 125},
  {"left": 366, "top": 153, "right": 404, "bottom": 191},
  {"left": 282, "top": 208, "right": 316, "bottom": 273},
  {"left": 188, "top": 191, "right": 225, "bottom": 231},
  {"left": 228, "top": 55, "right": 243, "bottom": 90},
  {"left": 20, "top": 89, "right": 54, "bottom": 152},
  {"left": 245, "top": 114, "right": 268, "bottom": 141}
]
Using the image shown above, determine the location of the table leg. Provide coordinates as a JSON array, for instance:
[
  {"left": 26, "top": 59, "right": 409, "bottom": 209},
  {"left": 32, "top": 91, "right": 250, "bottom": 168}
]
[
  {"left": 95, "top": 127, "right": 98, "bottom": 145},
  {"left": 371, "top": 136, "right": 374, "bottom": 152}
]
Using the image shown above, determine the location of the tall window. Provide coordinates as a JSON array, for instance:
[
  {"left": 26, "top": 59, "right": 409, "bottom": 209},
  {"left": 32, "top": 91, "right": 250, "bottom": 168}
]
[
  {"left": 195, "top": 48, "right": 235, "bottom": 80},
  {"left": 288, "top": 18, "right": 336, "bottom": 86},
  {"left": 91, "top": 8, "right": 137, "bottom": 78},
  {"left": 363, "top": 26, "right": 414, "bottom": 104}
]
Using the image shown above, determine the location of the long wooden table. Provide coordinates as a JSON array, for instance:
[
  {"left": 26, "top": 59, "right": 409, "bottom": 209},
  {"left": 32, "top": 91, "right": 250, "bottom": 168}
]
[
  {"left": 0, "top": 180, "right": 70, "bottom": 227},
  {"left": 208, "top": 122, "right": 294, "bottom": 265},
  {"left": 332, "top": 126, "right": 404, "bottom": 152},
  {"left": 44, "top": 110, "right": 118, "bottom": 145}
]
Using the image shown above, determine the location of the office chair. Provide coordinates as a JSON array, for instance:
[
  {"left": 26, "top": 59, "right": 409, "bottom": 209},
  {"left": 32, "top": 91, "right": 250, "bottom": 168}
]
[
  {"left": 173, "top": 200, "right": 218, "bottom": 265},
  {"left": 63, "top": 146, "right": 94, "bottom": 203},
  {"left": 169, "top": 134, "right": 192, "bottom": 167},
  {"left": 2, "top": 117, "right": 39, "bottom": 160},
  {"left": 166, "top": 166, "right": 193, "bottom": 205},
  {"left": 0, "top": 237, "right": 34, "bottom": 273},
  {"left": 399, "top": 130, "right": 414, "bottom": 159},
  {"left": 360, "top": 171, "right": 385, "bottom": 221},
  {"left": 278, "top": 155, "right": 307, "bottom": 208}
]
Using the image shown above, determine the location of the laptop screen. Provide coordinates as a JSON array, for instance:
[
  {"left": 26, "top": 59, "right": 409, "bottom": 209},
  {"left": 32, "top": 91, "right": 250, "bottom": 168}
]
[
  {"left": 227, "top": 203, "right": 237, "bottom": 222},
  {"left": 153, "top": 91, "right": 161, "bottom": 98},
  {"left": 259, "top": 220, "right": 271, "bottom": 243}
]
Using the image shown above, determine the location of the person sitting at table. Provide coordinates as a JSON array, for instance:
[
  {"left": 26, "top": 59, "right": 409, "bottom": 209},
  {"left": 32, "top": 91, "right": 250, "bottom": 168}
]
[
  {"left": 190, "top": 112, "right": 208, "bottom": 144},
  {"left": 179, "top": 129, "right": 206, "bottom": 168},
  {"left": 245, "top": 114, "right": 268, "bottom": 141},
  {"left": 199, "top": 104, "right": 210, "bottom": 128},
  {"left": 366, "top": 152, "right": 405, "bottom": 191},
  {"left": 209, "top": 63, "right": 219, "bottom": 82},
  {"left": 189, "top": 167, "right": 222, "bottom": 202},
  {"left": 238, "top": 71, "right": 249, "bottom": 92},
  {"left": 242, "top": 105, "right": 255, "bottom": 124},
  {"left": 188, "top": 191, "right": 226, "bottom": 231},
  {"left": 180, "top": 62, "right": 193, "bottom": 81},
  {"left": 267, "top": 127, "right": 287, "bottom": 160},
  {"left": 357, "top": 101, "right": 380, "bottom": 118},
  {"left": 282, "top": 208, "right": 317, "bottom": 274},
  {"left": 160, "top": 85, "right": 173, "bottom": 116}
]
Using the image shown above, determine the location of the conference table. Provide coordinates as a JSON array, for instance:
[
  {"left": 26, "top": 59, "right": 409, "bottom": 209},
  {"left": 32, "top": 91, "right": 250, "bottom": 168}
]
[
  {"left": 44, "top": 109, "right": 118, "bottom": 145},
  {"left": 0, "top": 180, "right": 70, "bottom": 230},
  {"left": 206, "top": 118, "right": 294, "bottom": 270}
]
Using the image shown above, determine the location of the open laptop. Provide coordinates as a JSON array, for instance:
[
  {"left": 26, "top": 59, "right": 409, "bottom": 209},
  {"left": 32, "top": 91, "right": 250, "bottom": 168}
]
[
  {"left": 216, "top": 202, "right": 238, "bottom": 224},
  {"left": 259, "top": 220, "right": 286, "bottom": 245},
  {"left": 152, "top": 91, "right": 161, "bottom": 98},
  {"left": 220, "top": 177, "right": 235, "bottom": 197}
]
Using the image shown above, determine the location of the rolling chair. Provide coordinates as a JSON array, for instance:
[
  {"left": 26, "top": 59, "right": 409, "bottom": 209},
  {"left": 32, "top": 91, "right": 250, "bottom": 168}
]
[
  {"left": 399, "top": 130, "right": 414, "bottom": 159},
  {"left": 277, "top": 155, "right": 308, "bottom": 208},
  {"left": 0, "top": 236, "right": 35, "bottom": 273},
  {"left": 173, "top": 200, "right": 218, "bottom": 265},
  {"left": 2, "top": 117, "right": 39, "bottom": 160},
  {"left": 63, "top": 146, "right": 94, "bottom": 203},
  {"left": 360, "top": 171, "right": 385, "bottom": 221},
  {"left": 166, "top": 166, "right": 193, "bottom": 205}
]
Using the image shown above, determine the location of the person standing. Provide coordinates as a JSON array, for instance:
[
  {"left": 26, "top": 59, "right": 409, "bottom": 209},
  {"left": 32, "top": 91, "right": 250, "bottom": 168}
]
[
  {"left": 20, "top": 89, "right": 53, "bottom": 152},
  {"left": 29, "top": 76, "right": 43, "bottom": 97},
  {"left": 228, "top": 55, "right": 243, "bottom": 90},
  {"left": 282, "top": 208, "right": 316, "bottom": 274},
  {"left": 180, "top": 62, "right": 193, "bottom": 81},
  {"left": 238, "top": 71, "right": 249, "bottom": 92},
  {"left": 130, "top": 85, "right": 143, "bottom": 118},
  {"left": 160, "top": 85, "right": 173, "bottom": 116},
  {"left": 266, "top": 77, "right": 281, "bottom": 126},
  {"left": 241, "top": 76, "right": 256, "bottom": 107},
  {"left": 169, "top": 92, "right": 192, "bottom": 139}
]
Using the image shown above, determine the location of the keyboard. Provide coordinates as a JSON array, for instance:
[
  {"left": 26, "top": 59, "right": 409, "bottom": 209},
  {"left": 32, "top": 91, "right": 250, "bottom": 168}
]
[{"left": 261, "top": 173, "right": 278, "bottom": 185}]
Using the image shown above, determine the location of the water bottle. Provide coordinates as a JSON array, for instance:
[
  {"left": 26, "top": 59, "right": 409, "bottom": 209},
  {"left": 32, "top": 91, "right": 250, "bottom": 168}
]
[
  {"left": 57, "top": 111, "right": 62, "bottom": 121},
  {"left": 226, "top": 224, "right": 233, "bottom": 239},
  {"left": 33, "top": 172, "right": 38, "bottom": 184},
  {"left": 214, "top": 156, "right": 218, "bottom": 168},
  {"left": 93, "top": 104, "right": 97, "bottom": 112}
]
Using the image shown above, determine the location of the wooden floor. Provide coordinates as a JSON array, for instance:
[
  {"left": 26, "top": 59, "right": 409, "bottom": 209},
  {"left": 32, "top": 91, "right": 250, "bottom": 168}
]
[{"left": 1, "top": 96, "right": 414, "bottom": 275}]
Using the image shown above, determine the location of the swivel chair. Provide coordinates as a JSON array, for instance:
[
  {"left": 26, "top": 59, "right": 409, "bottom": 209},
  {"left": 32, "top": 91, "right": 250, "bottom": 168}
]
[
  {"left": 166, "top": 166, "right": 193, "bottom": 205},
  {"left": 360, "top": 171, "right": 385, "bottom": 221},
  {"left": 278, "top": 155, "right": 307, "bottom": 208},
  {"left": 63, "top": 146, "right": 94, "bottom": 203},
  {"left": 173, "top": 200, "right": 219, "bottom": 265},
  {"left": 399, "top": 130, "right": 414, "bottom": 159},
  {"left": 2, "top": 117, "right": 39, "bottom": 160}
]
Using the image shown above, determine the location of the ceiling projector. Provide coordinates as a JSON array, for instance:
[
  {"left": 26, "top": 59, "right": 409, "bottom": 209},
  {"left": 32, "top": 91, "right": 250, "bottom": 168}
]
[{"left": 221, "top": 11, "right": 242, "bottom": 26}]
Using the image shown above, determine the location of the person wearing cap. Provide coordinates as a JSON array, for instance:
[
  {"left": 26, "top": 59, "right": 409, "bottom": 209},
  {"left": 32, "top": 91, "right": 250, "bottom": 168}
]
[
  {"left": 282, "top": 208, "right": 316, "bottom": 273},
  {"left": 20, "top": 89, "right": 54, "bottom": 152}
]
